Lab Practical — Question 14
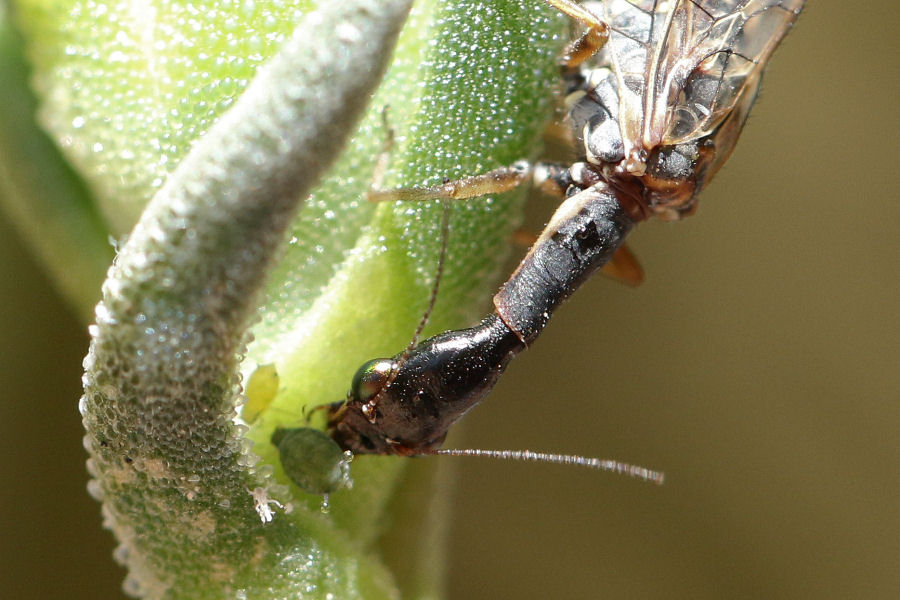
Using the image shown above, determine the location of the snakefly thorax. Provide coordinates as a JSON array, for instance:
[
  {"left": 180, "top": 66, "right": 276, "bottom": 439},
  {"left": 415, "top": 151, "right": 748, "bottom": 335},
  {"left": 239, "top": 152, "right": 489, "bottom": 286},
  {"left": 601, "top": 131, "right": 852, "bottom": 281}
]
[{"left": 566, "top": 0, "right": 802, "bottom": 220}]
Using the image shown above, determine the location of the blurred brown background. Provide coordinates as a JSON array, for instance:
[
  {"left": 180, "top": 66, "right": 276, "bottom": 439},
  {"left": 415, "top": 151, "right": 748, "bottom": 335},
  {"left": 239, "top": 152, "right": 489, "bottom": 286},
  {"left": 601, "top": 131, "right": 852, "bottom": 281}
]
[{"left": 2, "top": 2, "right": 898, "bottom": 598}]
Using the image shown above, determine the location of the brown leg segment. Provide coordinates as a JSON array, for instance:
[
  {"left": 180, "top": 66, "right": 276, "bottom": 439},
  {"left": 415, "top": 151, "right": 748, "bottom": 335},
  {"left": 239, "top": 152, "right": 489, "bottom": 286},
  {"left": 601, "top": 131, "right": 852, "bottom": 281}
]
[
  {"left": 368, "top": 158, "right": 583, "bottom": 204},
  {"left": 544, "top": 0, "right": 609, "bottom": 69},
  {"left": 368, "top": 161, "right": 533, "bottom": 203}
]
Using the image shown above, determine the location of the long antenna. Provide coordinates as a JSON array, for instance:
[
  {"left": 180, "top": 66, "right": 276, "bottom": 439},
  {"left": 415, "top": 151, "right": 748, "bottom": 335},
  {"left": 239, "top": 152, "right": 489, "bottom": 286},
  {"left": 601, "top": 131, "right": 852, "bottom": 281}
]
[
  {"left": 433, "top": 448, "right": 665, "bottom": 485},
  {"left": 366, "top": 105, "right": 453, "bottom": 398},
  {"left": 400, "top": 200, "right": 451, "bottom": 359},
  {"left": 373, "top": 200, "right": 450, "bottom": 401}
]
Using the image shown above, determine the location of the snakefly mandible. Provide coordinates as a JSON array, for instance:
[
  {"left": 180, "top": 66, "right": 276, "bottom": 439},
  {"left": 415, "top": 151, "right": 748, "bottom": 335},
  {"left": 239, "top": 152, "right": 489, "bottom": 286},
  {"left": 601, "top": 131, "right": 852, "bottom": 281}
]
[{"left": 276, "top": 0, "right": 806, "bottom": 492}]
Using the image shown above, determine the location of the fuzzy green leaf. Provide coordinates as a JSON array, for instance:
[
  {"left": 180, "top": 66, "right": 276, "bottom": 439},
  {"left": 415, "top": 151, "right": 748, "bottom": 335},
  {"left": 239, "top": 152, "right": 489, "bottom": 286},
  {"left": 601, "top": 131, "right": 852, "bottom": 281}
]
[{"left": 8, "top": 0, "right": 567, "bottom": 596}]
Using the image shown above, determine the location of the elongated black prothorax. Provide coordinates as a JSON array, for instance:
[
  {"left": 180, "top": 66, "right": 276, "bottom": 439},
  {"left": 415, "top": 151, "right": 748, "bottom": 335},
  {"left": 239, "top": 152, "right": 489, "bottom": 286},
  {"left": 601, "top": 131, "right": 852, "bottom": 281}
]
[{"left": 329, "top": 185, "right": 634, "bottom": 456}]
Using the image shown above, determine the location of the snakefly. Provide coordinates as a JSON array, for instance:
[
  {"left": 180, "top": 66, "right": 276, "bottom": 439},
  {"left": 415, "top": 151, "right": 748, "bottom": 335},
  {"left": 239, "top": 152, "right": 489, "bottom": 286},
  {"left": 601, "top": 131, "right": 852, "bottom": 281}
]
[{"left": 275, "top": 0, "right": 806, "bottom": 492}]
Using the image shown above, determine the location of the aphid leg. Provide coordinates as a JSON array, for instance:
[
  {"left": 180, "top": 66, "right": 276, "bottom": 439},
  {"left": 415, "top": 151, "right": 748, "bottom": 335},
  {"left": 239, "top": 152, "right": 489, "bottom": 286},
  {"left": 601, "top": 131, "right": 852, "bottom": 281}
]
[
  {"left": 544, "top": 0, "right": 609, "bottom": 68},
  {"left": 368, "top": 161, "right": 533, "bottom": 203},
  {"left": 301, "top": 400, "right": 335, "bottom": 425}
]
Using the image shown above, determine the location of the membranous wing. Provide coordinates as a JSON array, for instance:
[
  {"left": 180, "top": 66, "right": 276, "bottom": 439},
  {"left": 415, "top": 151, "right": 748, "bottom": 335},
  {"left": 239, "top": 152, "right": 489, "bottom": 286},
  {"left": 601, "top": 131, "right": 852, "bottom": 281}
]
[{"left": 597, "top": 0, "right": 804, "bottom": 162}]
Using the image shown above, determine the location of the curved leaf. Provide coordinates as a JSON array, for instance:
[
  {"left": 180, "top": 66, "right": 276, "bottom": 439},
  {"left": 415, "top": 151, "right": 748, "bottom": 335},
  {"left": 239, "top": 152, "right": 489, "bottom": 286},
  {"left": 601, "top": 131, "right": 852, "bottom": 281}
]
[
  {"left": 11, "top": 0, "right": 567, "bottom": 596},
  {"left": 78, "top": 2, "right": 415, "bottom": 597}
]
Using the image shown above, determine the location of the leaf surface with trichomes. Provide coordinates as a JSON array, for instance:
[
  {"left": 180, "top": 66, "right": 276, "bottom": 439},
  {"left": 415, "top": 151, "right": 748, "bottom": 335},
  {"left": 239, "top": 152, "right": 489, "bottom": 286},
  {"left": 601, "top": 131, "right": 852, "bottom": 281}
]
[{"left": 6, "top": 0, "right": 567, "bottom": 597}]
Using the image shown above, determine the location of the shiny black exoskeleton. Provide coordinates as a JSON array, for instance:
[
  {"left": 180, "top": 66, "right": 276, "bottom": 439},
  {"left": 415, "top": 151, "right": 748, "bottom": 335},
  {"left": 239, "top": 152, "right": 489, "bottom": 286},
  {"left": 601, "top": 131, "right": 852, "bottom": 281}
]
[{"left": 323, "top": 0, "right": 805, "bottom": 456}]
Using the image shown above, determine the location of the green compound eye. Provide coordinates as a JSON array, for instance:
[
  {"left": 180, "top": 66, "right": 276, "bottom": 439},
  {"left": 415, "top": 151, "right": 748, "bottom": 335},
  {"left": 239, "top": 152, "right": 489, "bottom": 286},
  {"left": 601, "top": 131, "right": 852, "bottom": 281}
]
[
  {"left": 272, "top": 428, "right": 352, "bottom": 495},
  {"left": 349, "top": 358, "right": 395, "bottom": 402}
]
